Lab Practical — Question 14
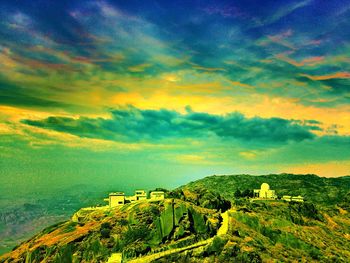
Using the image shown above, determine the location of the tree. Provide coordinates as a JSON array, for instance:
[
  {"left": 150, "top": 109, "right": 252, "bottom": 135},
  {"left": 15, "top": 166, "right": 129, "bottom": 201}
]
[
  {"left": 234, "top": 189, "right": 242, "bottom": 198},
  {"left": 242, "top": 189, "right": 253, "bottom": 198}
]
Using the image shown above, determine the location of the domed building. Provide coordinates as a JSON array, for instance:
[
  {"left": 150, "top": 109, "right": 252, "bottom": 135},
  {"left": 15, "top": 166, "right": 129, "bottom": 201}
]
[{"left": 254, "top": 183, "right": 277, "bottom": 199}]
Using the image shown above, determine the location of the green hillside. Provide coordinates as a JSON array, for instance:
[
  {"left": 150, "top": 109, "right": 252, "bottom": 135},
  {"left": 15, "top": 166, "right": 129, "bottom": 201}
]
[
  {"left": 0, "top": 199, "right": 222, "bottom": 262},
  {"left": 181, "top": 174, "right": 350, "bottom": 205},
  {"left": 1, "top": 174, "right": 350, "bottom": 262}
]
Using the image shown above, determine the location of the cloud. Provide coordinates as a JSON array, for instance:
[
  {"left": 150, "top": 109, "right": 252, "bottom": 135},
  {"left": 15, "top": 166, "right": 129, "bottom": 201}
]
[
  {"left": 300, "top": 72, "right": 350, "bottom": 81},
  {"left": 0, "top": 78, "right": 69, "bottom": 109},
  {"left": 22, "top": 106, "right": 317, "bottom": 145},
  {"left": 261, "top": 0, "right": 312, "bottom": 26}
]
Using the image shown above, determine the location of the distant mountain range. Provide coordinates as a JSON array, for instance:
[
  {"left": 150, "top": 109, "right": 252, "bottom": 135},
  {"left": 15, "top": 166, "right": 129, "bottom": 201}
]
[{"left": 1, "top": 174, "right": 349, "bottom": 262}]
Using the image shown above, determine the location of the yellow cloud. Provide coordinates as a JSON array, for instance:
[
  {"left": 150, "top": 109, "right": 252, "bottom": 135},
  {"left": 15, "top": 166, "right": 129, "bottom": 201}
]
[
  {"left": 300, "top": 72, "right": 350, "bottom": 80},
  {"left": 285, "top": 160, "right": 350, "bottom": 177},
  {"left": 239, "top": 151, "right": 258, "bottom": 160}
]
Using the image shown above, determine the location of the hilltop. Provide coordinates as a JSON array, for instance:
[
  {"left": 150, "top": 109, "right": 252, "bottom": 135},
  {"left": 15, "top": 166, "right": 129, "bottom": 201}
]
[
  {"left": 181, "top": 173, "right": 350, "bottom": 205},
  {"left": 1, "top": 173, "right": 350, "bottom": 262}
]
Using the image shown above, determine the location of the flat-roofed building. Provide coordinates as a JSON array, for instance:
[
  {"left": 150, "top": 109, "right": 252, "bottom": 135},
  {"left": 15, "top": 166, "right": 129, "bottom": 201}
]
[
  {"left": 109, "top": 192, "right": 125, "bottom": 207},
  {"left": 135, "top": 190, "right": 147, "bottom": 200},
  {"left": 282, "top": 195, "right": 292, "bottom": 202},
  {"left": 150, "top": 191, "right": 165, "bottom": 200},
  {"left": 283, "top": 195, "right": 304, "bottom": 202}
]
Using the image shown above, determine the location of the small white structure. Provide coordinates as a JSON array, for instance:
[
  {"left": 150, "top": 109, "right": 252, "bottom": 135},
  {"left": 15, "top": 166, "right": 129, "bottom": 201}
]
[
  {"left": 282, "top": 195, "right": 292, "bottom": 202},
  {"left": 105, "top": 189, "right": 163, "bottom": 208},
  {"left": 135, "top": 190, "right": 147, "bottom": 200},
  {"left": 150, "top": 191, "right": 165, "bottom": 200},
  {"left": 254, "top": 183, "right": 277, "bottom": 199},
  {"left": 282, "top": 195, "right": 304, "bottom": 202},
  {"left": 109, "top": 192, "right": 125, "bottom": 207}
]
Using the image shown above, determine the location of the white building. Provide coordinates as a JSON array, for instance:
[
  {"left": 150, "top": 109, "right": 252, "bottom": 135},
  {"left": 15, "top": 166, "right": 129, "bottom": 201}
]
[
  {"left": 106, "top": 189, "right": 161, "bottom": 208},
  {"left": 150, "top": 191, "right": 165, "bottom": 200},
  {"left": 254, "top": 183, "right": 277, "bottom": 199},
  {"left": 282, "top": 195, "right": 304, "bottom": 202},
  {"left": 109, "top": 192, "right": 125, "bottom": 207},
  {"left": 121, "top": 190, "right": 148, "bottom": 203},
  {"left": 135, "top": 190, "right": 147, "bottom": 200}
]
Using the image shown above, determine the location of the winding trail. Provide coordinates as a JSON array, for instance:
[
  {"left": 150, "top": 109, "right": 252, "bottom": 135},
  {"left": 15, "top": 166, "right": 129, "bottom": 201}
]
[
  {"left": 119, "top": 210, "right": 232, "bottom": 263},
  {"left": 128, "top": 239, "right": 212, "bottom": 263},
  {"left": 217, "top": 211, "right": 229, "bottom": 236}
]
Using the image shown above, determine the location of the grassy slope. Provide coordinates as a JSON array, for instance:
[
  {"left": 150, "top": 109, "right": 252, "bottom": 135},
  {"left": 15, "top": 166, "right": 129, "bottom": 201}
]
[
  {"left": 157, "top": 201, "right": 350, "bottom": 262},
  {"left": 0, "top": 199, "right": 221, "bottom": 263}
]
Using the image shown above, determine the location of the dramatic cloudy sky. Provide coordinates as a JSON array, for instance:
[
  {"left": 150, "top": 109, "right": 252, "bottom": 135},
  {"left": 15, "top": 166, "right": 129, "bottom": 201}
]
[{"left": 0, "top": 0, "right": 349, "bottom": 193}]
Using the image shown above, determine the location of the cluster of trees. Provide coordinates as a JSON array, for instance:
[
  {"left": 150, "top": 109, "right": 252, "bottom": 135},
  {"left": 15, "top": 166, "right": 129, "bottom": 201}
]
[
  {"left": 169, "top": 187, "right": 231, "bottom": 211},
  {"left": 234, "top": 189, "right": 254, "bottom": 198}
]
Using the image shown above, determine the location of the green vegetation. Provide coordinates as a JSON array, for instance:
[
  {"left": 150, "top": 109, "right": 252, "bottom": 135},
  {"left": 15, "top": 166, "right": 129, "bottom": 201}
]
[
  {"left": 170, "top": 186, "right": 231, "bottom": 211},
  {"left": 100, "top": 222, "right": 112, "bottom": 238},
  {"left": 183, "top": 174, "right": 350, "bottom": 205}
]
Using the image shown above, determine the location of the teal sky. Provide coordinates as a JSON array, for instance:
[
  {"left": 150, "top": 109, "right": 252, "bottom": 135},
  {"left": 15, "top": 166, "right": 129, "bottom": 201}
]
[{"left": 0, "top": 0, "right": 350, "bottom": 196}]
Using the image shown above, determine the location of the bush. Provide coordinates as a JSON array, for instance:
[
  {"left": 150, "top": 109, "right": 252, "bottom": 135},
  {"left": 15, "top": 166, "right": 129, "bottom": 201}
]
[
  {"left": 309, "top": 247, "right": 322, "bottom": 260},
  {"left": 205, "top": 236, "right": 227, "bottom": 255},
  {"left": 236, "top": 251, "right": 262, "bottom": 263},
  {"left": 53, "top": 244, "right": 73, "bottom": 263},
  {"left": 101, "top": 222, "right": 111, "bottom": 229},
  {"left": 100, "top": 228, "right": 111, "bottom": 238},
  {"left": 260, "top": 226, "right": 281, "bottom": 244},
  {"left": 123, "top": 225, "right": 150, "bottom": 245},
  {"left": 100, "top": 222, "right": 112, "bottom": 238}
]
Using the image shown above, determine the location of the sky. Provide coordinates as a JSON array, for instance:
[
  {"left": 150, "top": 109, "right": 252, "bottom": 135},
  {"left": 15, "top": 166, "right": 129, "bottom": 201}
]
[{"left": 0, "top": 0, "right": 350, "bottom": 195}]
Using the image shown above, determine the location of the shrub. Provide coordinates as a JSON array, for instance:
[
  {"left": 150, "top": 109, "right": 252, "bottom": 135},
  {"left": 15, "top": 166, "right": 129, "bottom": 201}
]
[
  {"left": 309, "top": 247, "right": 322, "bottom": 260},
  {"left": 100, "top": 222, "right": 112, "bottom": 238},
  {"left": 234, "top": 189, "right": 242, "bottom": 198},
  {"left": 260, "top": 226, "right": 281, "bottom": 244},
  {"left": 53, "top": 244, "right": 73, "bottom": 263},
  {"left": 123, "top": 225, "right": 150, "bottom": 244},
  {"left": 119, "top": 218, "right": 129, "bottom": 226},
  {"left": 100, "top": 228, "right": 111, "bottom": 238},
  {"left": 101, "top": 222, "right": 111, "bottom": 229},
  {"left": 236, "top": 251, "right": 262, "bottom": 263},
  {"left": 205, "top": 236, "right": 227, "bottom": 255}
]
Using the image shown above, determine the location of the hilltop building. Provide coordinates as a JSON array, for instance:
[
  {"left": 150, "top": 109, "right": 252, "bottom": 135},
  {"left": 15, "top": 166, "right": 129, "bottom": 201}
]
[
  {"left": 108, "top": 192, "right": 125, "bottom": 207},
  {"left": 254, "top": 183, "right": 277, "bottom": 199},
  {"left": 135, "top": 190, "right": 147, "bottom": 200},
  {"left": 282, "top": 195, "right": 304, "bottom": 202},
  {"left": 105, "top": 189, "right": 165, "bottom": 208},
  {"left": 150, "top": 191, "right": 165, "bottom": 200},
  {"left": 125, "top": 190, "right": 147, "bottom": 202}
]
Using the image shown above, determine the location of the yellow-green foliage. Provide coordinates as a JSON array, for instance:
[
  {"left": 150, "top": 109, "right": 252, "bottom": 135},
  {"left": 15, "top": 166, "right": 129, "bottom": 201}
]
[
  {"left": 189, "top": 207, "right": 207, "bottom": 234},
  {"left": 160, "top": 201, "right": 174, "bottom": 238}
]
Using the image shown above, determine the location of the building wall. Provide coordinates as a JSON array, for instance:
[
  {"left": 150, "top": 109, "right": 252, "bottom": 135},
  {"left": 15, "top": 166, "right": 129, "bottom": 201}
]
[
  {"left": 258, "top": 189, "right": 276, "bottom": 199},
  {"left": 110, "top": 195, "right": 125, "bottom": 207},
  {"left": 150, "top": 192, "right": 165, "bottom": 200},
  {"left": 135, "top": 190, "right": 147, "bottom": 200}
]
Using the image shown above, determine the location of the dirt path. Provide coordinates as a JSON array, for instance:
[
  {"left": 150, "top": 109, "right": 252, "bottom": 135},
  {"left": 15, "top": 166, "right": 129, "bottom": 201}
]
[
  {"left": 127, "top": 238, "right": 212, "bottom": 263},
  {"left": 217, "top": 211, "right": 229, "bottom": 236},
  {"left": 126, "top": 210, "right": 231, "bottom": 262}
]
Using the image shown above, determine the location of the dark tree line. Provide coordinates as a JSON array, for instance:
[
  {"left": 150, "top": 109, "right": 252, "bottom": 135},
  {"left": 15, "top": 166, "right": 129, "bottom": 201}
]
[{"left": 234, "top": 189, "right": 254, "bottom": 198}]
